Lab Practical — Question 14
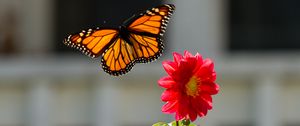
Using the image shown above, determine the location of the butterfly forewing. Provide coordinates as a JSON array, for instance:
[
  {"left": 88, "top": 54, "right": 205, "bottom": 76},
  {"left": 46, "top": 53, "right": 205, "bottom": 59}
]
[
  {"left": 128, "top": 4, "right": 175, "bottom": 36},
  {"left": 63, "top": 28, "right": 118, "bottom": 58},
  {"left": 123, "top": 4, "right": 174, "bottom": 64}
]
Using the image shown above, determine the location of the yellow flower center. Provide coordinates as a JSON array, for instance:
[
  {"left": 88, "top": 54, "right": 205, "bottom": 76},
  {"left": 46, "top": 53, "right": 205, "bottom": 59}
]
[{"left": 185, "top": 76, "right": 200, "bottom": 97}]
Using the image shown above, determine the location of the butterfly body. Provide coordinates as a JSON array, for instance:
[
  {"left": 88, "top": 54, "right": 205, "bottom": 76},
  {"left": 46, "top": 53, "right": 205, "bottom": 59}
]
[
  {"left": 118, "top": 26, "right": 133, "bottom": 45},
  {"left": 64, "top": 4, "right": 175, "bottom": 76}
]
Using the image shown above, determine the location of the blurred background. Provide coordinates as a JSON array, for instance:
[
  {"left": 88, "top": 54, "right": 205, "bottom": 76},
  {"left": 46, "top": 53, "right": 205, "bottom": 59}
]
[{"left": 0, "top": 0, "right": 300, "bottom": 126}]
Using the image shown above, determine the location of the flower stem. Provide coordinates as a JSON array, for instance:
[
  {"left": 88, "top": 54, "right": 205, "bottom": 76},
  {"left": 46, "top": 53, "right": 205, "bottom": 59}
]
[{"left": 176, "top": 120, "right": 179, "bottom": 126}]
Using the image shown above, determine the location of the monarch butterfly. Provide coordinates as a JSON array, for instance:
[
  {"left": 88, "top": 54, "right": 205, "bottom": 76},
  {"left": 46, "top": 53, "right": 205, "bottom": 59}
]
[{"left": 63, "top": 4, "right": 175, "bottom": 76}]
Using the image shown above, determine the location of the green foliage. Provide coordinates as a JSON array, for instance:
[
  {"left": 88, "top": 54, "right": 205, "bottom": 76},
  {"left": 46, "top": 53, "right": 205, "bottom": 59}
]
[{"left": 152, "top": 122, "right": 169, "bottom": 126}]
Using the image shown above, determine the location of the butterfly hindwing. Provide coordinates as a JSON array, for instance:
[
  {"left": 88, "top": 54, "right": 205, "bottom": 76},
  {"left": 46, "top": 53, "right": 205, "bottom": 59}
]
[
  {"left": 101, "top": 37, "right": 137, "bottom": 76},
  {"left": 128, "top": 33, "right": 163, "bottom": 63},
  {"left": 64, "top": 28, "right": 118, "bottom": 58},
  {"left": 101, "top": 34, "right": 164, "bottom": 76}
]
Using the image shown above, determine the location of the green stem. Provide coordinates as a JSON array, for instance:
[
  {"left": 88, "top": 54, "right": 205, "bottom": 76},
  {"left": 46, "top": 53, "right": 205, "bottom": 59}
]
[{"left": 183, "top": 119, "right": 190, "bottom": 126}]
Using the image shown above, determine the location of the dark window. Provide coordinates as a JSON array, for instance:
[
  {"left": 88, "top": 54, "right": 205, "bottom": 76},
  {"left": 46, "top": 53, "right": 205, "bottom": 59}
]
[
  {"left": 54, "top": 0, "right": 162, "bottom": 52},
  {"left": 228, "top": 0, "right": 300, "bottom": 52}
]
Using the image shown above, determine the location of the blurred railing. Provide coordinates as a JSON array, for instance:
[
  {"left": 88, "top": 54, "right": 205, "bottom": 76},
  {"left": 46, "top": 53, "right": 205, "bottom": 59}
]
[{"left": 1, "top": 55, "right": 300, "bottom": 126}]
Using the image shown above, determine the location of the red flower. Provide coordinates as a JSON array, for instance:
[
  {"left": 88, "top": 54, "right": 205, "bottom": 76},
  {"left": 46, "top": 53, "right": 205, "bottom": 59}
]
[{"left": 158, "top": 51, "right": 219, "bottom": 121}]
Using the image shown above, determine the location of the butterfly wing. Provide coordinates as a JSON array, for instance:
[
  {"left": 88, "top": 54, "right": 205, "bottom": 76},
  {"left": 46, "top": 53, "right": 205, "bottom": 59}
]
[
  {"left": 128, "top": 4, "right": 175, "bottom": 35},
  {"left": 128, "top": 34, "right": 163, "bottom": 63},
  {"left": 100, "top": 4, "right": 175, "bottom": 76},
  {"left": 101, "top": 36, "right": 163, "bottom": 76},
  {"left": 101, "top": 37, "right": 138, "bottom": 76},
  {"left": 63, "top": 28, "right": 118, "bottom": 58},
  {"left": 127, "top": 4, "right": 175, "bottom": 63}
]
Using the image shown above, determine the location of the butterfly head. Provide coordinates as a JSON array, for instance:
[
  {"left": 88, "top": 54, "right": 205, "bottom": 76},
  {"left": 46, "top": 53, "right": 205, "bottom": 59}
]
[{"left": 119, "top": 25, "right": 127, "bottom": 31}]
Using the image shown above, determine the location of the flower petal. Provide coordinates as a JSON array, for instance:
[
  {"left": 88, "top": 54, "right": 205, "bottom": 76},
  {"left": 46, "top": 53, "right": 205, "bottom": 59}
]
[
  {"left": 189, "top": 98, "right": 204, "bottom": 117},
  {"left": 161, "top": 89, "right": 178, "bottom": 101},
  {"left": 175, "top": 102, "right": 189, "bottom": 121},
  {"left": 188, "top": 109, "right": 198, "bottom": 121},
  {"left": 185, "top": 56, "right": 197, "bottom": 69},
  {"left": 173, "top": 52, "right": 183, "bottom": 65},
  {"left": 177, "top": 60, "right": 194, "bottom": 78},
  {"left": 184, "top": 50, "right": 193, "bottom": 58},
  {"left": 199, "top": 94, "right": 213, "bottom": 109},
  {"left": 199, "top": 82, "right": 219, "bottom": 95},
  {"left": 193, "top": 53, "right": 203, "bottom": 73},
  {"left": 162, "top": 61, "right": 177, "bottom": 76},
  {"left": 197, "top": 107, "right": 208, "bottom": 117},
  {"left": 158, "top": 76, "right": 176, "bottom": 89},
  {"left": 162, "top": 101, "right": 178, "bottom": 113},
  {"left": 195, "top": 59, "right": 215, "bottom": 80},
  {"left": 175, "top": 112, "right": 185, "bottom": 121},
  {"left": 202, "top": 59, "right": 214, "bottom": 71},
  {"left": 177, "top": 97, "right": 190, "bottom": 118},
  {"left": 195, "top": 53, "right": 203, "bottom": 62}
]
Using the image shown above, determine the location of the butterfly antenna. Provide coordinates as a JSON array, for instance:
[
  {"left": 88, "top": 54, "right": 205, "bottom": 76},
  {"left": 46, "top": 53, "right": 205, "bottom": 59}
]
[{"left": 123, "top": 14, "right": 136, "bottom": 26}]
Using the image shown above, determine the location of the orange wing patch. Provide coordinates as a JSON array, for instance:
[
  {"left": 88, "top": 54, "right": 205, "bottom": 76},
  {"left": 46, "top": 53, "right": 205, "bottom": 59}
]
[
  {"left": 128, "top": 4, "right": 175, "bottom": 35},
  {"left": 128, "top": 15, "right": 161, "bottom": 34},
  {"left": 101, "top": 38, "right": 137, "bottom": 76},
  {"left": 128, "top": 33, "right": 163, "bottom": 63},
  {"left": 64, "top": 29, "right": 118, "bottom": 58}
]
